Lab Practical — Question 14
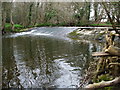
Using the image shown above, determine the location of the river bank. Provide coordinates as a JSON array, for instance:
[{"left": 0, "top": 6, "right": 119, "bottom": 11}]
[
  {"left": 2, "top": 22, "right": 120, "bottom": 35},
  {"left": 67, "top": 27, "right": 108, "bottom": 42},
  {"left": 68, "top": 27, "right": 120, "bottom": 89},
  {"left": 68, "top": 27, "right": 120, "bottom": 44}
]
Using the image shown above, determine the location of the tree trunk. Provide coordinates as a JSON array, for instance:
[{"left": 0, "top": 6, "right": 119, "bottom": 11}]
[
  {"left": 116, "top": 2, "right": 120, "bottom": 24},
  {"left": 2, "top": 3, "right": 7, "bottom": 34},
  {"left": 10, "top": 11, "right": 14, "bottom": 31},
  {"left": 28, "top": 3, "right": 33, "bottom": 26},
  {"left": 34, "top": 2, "right": 39, "bottom": 25},
  {"left": 86, "top": 2, "right": 91, "bottom": 22},
  {"left": 94, "top": 2, "right": 98, "bottom": 21}
]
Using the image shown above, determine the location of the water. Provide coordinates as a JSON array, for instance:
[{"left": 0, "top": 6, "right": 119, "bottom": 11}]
[{"left": 2, "top": 27, "right": 102, "bottom": 88}]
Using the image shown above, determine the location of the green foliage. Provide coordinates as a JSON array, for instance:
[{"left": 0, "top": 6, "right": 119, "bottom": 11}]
[
  {"left": 74, "top": 13, "right": 81, "bottom": 19},
  {"left": 14, "top": 24, "right": 23, "bottom": 28},
  {"left": 5, "top": 23, "right": 24, "bottom": 28},
  {"left": 5, "top": 23, "right": 23, "bottom": 28},
  {"left": 5, "top": 23, "right": 11, "bottom": 28},
  {"left": 97, "top": 86, "right": 114, "bottom": 90},
  {"left": 45, "top": 9, "right": 57, "bottom": 21},
  {"left": 90, "top": 23, "right": 112, "bottom": 26},
  {"left": 27, "top": 25, "right": 34, "bottom": 28},
  {"left": 97, "top": 74, "right": 113, "bottom": 82},
  {"left": 5, "top": 23, "right": 24, "bottom": 32},
  {"left": 104, "top": 86, "right": 114, "bottom": 90}
]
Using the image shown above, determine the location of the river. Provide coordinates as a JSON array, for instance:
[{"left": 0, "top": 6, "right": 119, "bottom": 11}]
[{"left": 2, "top": 27, "right": 102, "bottom": 88}]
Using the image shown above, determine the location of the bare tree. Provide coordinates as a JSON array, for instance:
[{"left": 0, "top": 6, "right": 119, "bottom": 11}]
[
  {"left": 10, "top": 3, "right": 14, "bottom": 31},
  {"left": 94, "top": 2, "right": 98, "bottom": 21},
  {"left": 102, "top": 2, "right": 120, "bottom": 35},
  {"left": 1, "top": 2, "right": 7, "bottom": 33}
]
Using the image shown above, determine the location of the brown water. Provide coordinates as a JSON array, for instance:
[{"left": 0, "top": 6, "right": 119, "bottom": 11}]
[{"left": 2, "top": 27, "right": 102, "bottom": 88}]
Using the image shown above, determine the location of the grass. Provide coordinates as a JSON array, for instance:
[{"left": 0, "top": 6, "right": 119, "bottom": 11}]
[
  {"left": 5, "top": 23, "right": 23, "bottom": 28},
  {"left": 5, "top": 23, "right": 11, "bottom": 28},
  {"left": 90, "top": 23, "right": 112, "bottom": 26},
  {"left": 90, "top": 23, "right": 120, "bottom": 27},
  {"left": 4, "top": 23, "right": 26, "bottom": 32},
  {"left": 14, "top": 24, "right": 23, "bottom": 28}
]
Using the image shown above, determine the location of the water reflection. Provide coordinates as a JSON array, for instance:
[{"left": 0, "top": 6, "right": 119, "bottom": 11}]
[{"left": 2, "top": 27, "right": 102, "bottom": 88}]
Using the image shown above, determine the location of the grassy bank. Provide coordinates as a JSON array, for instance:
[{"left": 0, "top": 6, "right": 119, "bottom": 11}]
[
  {"left": 3, "top": 23, "right": 120, "bottom": 33},
  {"left": 90, "top": 23, "right": 120, "bottom": 27},
  {"left": 4, "top": 23, "right": 24, "bottom": 32}
]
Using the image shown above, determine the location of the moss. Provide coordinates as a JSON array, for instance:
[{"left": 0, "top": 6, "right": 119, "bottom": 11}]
[
  {"left": 69, "top": 30, "right": 83, "bottom": 36},
  {"left": 97, "top": 74, "right": 113, "bottom": 82},
  {"left": 104, "top": 86, "right": 114, "bottom": 90},
  {"left": 69, "top": 31, "right": 77, "bottom": 36},
  {"left": 98, "top": 86, "right": 114, "bottom": 90}
]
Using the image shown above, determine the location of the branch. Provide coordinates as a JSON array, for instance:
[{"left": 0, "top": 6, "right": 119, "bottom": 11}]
[
  {"left": 85, "top": 77, "right": 120, "bottom": 89},
  {"left": 101, "top": 2, "right": 120, "bottom": 35},
  {"left": 109, "top": 63, "right": 120, "bottom": 66},
  {"left": 105, "top": 45, "right": 120, "bottom": 56}
]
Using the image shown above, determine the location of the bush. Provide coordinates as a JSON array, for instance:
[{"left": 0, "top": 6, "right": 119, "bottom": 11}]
[
  {"left": 5, "top": 23, "right": 24, "bottom": 32},
  {"left": 14, "top": 24, "right": 23, "bottom": 28},
  {"left": 5, "top": 23, "right": 11, "bottom": 28}
]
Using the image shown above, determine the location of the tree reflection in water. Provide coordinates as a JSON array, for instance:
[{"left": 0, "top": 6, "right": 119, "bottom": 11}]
[{"left": 2, "top": 27, "right": 102, "bottom": 88}]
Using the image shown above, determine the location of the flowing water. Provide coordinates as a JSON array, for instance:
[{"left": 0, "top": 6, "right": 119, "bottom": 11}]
[{"left": 2, "top": 27, "right": 102, "bottom": 88}]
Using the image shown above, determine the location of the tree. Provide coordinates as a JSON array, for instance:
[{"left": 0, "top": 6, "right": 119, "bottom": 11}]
[
  {"left": 1, "top": 2, "right": 7, "bottom": 34},
  {"left": 94, "top": 2, "right": 98, "bottom": 21},
  {"left": 102, "top": 2, "right": 120, "bottom": 35},
  {"left": 10, "top": 3, "right": 14, "bottom": 31},
  {"left": 28, "top": 3, "right": 34, "bottom": 26}
]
